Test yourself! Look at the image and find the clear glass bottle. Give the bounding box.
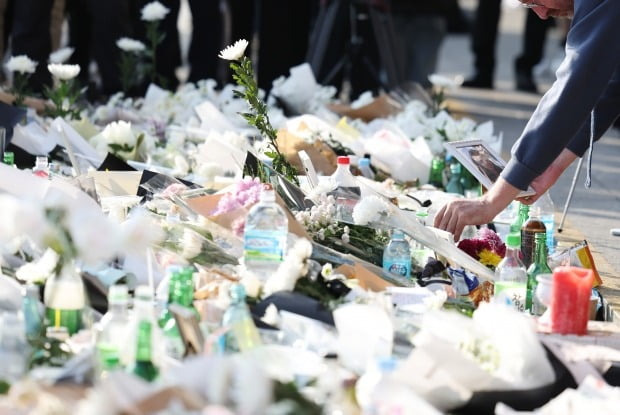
[445,162,464,195]
[22,284,42,342]
[520,206,546,269]
[221,284,261,352]
[358,157,375,180]
[383,230,412,279]
[329,156,361,221]
[533,192,555,253]
[96,285,130,375]
[243,187,288,282]
[43,261,86,336]
[526,233,552,315]
[127,286,159,382]
[494,233,527,312]
[32,156,50,179]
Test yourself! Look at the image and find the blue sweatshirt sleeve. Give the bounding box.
[501,0,620,190]
[566,67,620,157]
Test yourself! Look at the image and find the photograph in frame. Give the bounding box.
[444,140,536,198]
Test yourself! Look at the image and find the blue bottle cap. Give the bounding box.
[359,158,370,167]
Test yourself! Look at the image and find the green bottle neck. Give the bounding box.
[135,321,154,362]
[532,235,551,271]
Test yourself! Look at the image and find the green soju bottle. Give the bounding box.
[44,261,85,336]
[509,203,530,242]
[428,156,445,188]
[526,232,552,315]
[128,286,159,382]
[160,267,199,358]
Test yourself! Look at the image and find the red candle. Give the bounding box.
[550,266,594,335]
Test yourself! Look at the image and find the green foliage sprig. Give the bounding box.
[44,79,83,120]
[227,56,299,185]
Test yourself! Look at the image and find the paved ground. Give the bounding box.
[436,2,620,311]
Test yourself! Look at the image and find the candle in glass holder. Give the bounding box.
[550,266,594,335]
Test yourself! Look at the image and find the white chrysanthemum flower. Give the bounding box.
[218,39,249,61]
[101,120,137,148]
[6,55,37,74]
[15,249,59,284]
[352,195,392,225]
[47,63,80,80]
[239,269,262,298]
[141,1,170,21]
[49,47,74,64]
[120,209,165,256]
[428,73,462,89]
[196,162,223,182]
[180,229,203,260]
[116,37,146,53]
[262,238,312,297]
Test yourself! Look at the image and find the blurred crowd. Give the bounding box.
[0,0,565,102]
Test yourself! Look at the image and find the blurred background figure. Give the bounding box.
[391,0,452,87]
[228,0,315,92]
[463,0,553,93]
[67,0,133,97]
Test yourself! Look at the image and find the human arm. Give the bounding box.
[434,177,521,240]
[501,0,620,192]
[520,0,574,19]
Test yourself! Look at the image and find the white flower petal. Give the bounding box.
[6,55,37,74]
[116,37,146,53]
[218,39,249,61]
[48,63,80,80]
[141,1,170,21]
[49,47,74,64]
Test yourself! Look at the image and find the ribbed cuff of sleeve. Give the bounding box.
[500,157,539,191]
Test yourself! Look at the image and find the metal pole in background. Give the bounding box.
[558,157,584,233]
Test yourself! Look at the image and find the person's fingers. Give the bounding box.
[434,204,447,228]
[439,203,455,231]
[447,210,462,240]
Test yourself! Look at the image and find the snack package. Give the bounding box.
[548,240,602,287]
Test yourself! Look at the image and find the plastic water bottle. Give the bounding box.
[534,192,555,253]
[221,284,262,352]
[243,186,288,281]
[383,230,412,279]
[96,285,130,375]
[494,233,527,312]
[329,156,361,222]
[358,157,375,179]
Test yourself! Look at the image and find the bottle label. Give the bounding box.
[383,260,411,278]
[244,230,286,263]
[494,281,526,312]
[45,307,82,335]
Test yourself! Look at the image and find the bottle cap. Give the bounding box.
[358,158,370,167]
[108,284,129,304]
[505,233,520,248]
[337,156,350,165]
[392,229,405,239]
[229,283,246,302]
[3,151,14,165]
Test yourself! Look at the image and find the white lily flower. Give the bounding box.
[49,47,74,64]
[261,303,280,327]
[218,39,249,61]
[141,0,170,21]
[48,63,80,81]
[116,37,146,53]
[6,55,37,74]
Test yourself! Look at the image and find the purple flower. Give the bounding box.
[212,177,263,216]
